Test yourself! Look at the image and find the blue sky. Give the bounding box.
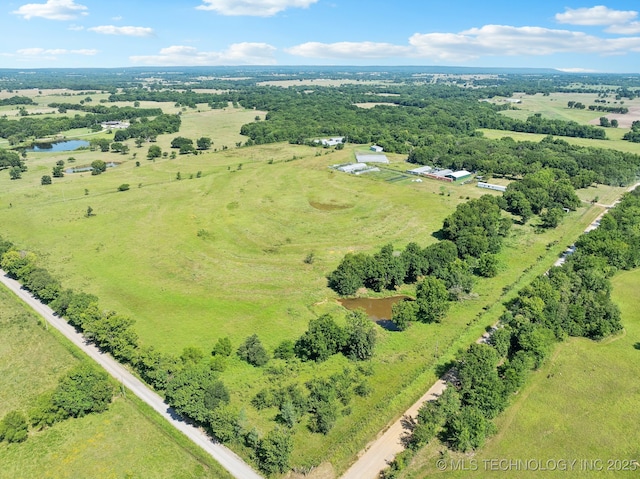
[2,1,640,71]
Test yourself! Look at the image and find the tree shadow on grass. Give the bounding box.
[633,342,640,350]
[375,319,400,331]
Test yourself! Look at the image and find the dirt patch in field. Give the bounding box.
[285,462,336,479]
[309,200,354,211]
[588,105,640,128]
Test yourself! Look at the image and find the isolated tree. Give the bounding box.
[599,117,610,127]
[9,166,22,180]
[86,206,94,217]
[391,300,416,331]
[415,277,450,323]
[52,165,65,177]
[343,309,377,360]
[212,337,232,357]
[610,119,619,128]
[540,207,564,228]
[197,136,212,150]
[147,144,162,159]
[90,160,106,175]
[41,175,52,185]
[52,364,114,418]
[237,334,269,366]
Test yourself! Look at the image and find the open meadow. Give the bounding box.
[0,87,636,474]
[0,155,610,471]
[0,283,231,479]
[400,268,640,479]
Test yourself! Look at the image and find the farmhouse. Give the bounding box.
[101,120,129,129]
[356,153,389,164]
[478,182,507,192]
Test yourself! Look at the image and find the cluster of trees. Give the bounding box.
[0,95,36,106]
[599,117,619,128]
[1,363,114,444]
[112,114,181,142]
[47,103,162,118]
[328,195,509,327]
[503,168,581,225]
[589,105,628,114]
[0,106,171,141]
[252,366,372,436]
[482,113,607,139]
[292,310,377,362]
[1,149,27,180]
[169,136,212,154]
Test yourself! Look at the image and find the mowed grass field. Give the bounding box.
[400,269,640,479]
[0,94,628,473]
[0,284,231,479]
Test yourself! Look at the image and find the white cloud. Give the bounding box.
[196,0,317,17]
[14,47,97,60]
[13,0,88,20]
[88,25,154,37]
[286,42,412,59]
[68,24,84,30]
[130,43,277,66]
[555,6,637,26]
[556,67,599,73]
[287,25,640,62]
[606,21,640,34]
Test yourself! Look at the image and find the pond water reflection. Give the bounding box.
[339,296,412,330]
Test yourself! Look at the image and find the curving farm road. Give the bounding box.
[0,270,262,479]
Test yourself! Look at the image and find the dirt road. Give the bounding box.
[0,270,262,479]
[341,379,447,479]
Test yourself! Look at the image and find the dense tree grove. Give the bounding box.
[408,135,640,187]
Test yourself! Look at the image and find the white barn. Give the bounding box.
[356,153,389,164]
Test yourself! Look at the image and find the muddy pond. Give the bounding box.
[339,295,412,330]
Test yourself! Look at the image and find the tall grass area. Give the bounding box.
[401,268,640,479]
[0,284,231,479]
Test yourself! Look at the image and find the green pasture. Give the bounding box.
[401,268,640,479]
[493,92,640,124]
[478,128,640,155]
[0,284,231,479]
[0,130,608,471]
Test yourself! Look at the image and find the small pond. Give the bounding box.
[65,161,119,174]
[339,295,412,330]
[27,140,90,152]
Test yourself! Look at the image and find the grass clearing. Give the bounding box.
[401,268,640,479]
[479,128,640,155]
[0,284,231,479]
